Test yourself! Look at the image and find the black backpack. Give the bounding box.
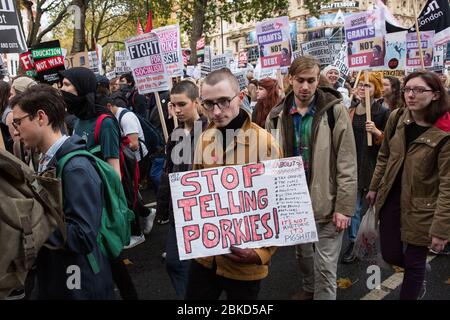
[118,109,164,157]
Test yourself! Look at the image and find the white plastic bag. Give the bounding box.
[352,206,379,262]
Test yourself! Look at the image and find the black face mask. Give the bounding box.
[61,91,92,119]
[120,84,131,91]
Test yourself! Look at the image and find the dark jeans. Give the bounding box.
[166,225,190,298]
[379,185,428,300]
[185,260,261,300]
[110,255,138,300]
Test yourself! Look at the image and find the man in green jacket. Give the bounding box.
[266,56,357,300]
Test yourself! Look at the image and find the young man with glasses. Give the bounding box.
[266,55,357,300]
[184,68,282,300]
[10,84,114,299]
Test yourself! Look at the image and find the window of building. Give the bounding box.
[235,41,239,52]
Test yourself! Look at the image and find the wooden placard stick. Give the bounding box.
[349,70,362,103]
[413,1,425,70]
[155,91,169,142]
[364,70,372,146]
[277,69,285,93]
[168,78,178,128]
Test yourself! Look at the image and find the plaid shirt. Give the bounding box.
[289,96,316,182]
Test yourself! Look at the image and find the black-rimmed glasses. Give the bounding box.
[201,94,239,111]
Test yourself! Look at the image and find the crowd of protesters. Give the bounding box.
[1,47,449,301]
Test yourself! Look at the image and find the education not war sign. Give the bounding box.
[125,32,169,94]
[0,0,27,53]
[153,24,184,78]
[344,8,386,70]
[169,157,318,260]
[31,40,65,84]
[256,16,292,69]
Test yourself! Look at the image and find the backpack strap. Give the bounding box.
[327,107,335,132]
[57,149,100,274]
[389,108,405,140]
[118,109,130,128]
[94,114,111,146]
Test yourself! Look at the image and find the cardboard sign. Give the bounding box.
[301,39,332,67]
[344,9,386,70]
[256,16,292,68]
[154,24,184,77]
[0,0,27,53]
[31,40,65,84]
[384,31,407,70]
[200,46,212,77]
[125,32,169,94]
[234,70,249,91]
[114,51,131,75]
[406,31,434,68]
[170,157,318,260]
[64,52,89,69]
[19,51,37,78]
[88,51,99,74]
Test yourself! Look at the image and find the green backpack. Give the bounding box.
[57,150,134,273]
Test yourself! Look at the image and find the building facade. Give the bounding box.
[208,0,428,64]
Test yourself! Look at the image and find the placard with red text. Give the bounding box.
[169,157,318,260]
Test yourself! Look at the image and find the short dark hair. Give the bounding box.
[119,72,135,86]
[9,84,66,131]
[203,68,239,94]
[171,80,199,101]
[403,70,449,124]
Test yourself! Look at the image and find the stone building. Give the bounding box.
[208,0,428,64]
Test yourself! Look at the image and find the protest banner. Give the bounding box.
[256,16,292,69]
[301,39,332,67]
[154,24,183,77]
[125,32,169,94]
[292,50,302,60]
[406,31,434,68]
[384,31,407,70]
[414,0,450,46]
[255,67,278,80]
[64,51,89,69]
[234,70,249,91]
[429,44,445,71]
[0,0,27,53]
[182,48,191,65]
[373,69,405,77]
[238,51,248,68]
[88,51,100,74]
[19,51,37,78]
[31,40,65,84]
[200,45,211,77]
[106,70,116,80]
[170,157,318,260]
[211,53,231,72]
[114,51,131,75]
[197,37,205,64]
[344,8,386,70]
[333,44,350,86]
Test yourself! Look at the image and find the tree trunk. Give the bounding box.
[71,0,89,53]
[189,0,208,65]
